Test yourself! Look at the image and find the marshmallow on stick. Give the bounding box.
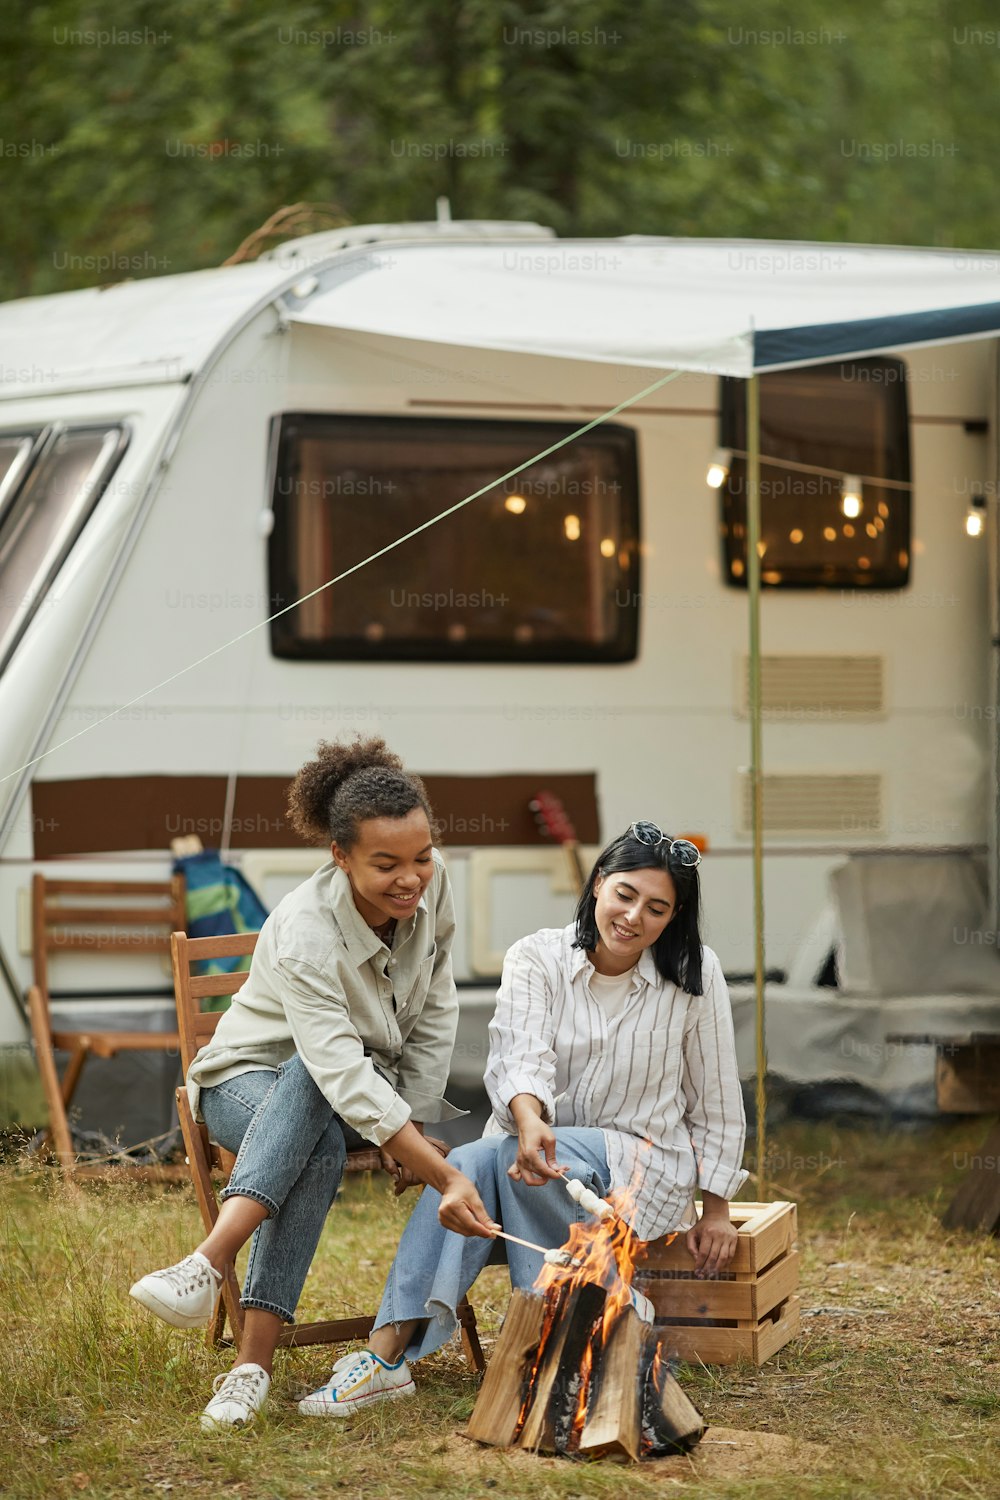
[565,1177,616,1221]
[564,1180,654,1322]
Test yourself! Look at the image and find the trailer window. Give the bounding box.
[268,414,639,662]
[719,358,911,589]
[0,424,129,674]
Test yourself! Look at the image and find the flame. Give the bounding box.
[640,1341,666,1457]
[514,1282,564,1435]
[533,1165,649,1322]
[570,1340,594,1438]
[515,1153,683,1450]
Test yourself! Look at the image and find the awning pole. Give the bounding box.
[746,374,768,1193]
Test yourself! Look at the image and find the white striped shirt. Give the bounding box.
[484,925,748,1241]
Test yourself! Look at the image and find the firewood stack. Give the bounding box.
[467,1283,705,1463]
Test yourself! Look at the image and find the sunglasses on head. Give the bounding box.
[629,821,702,869]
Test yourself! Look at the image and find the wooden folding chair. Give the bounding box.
[28,873,187,1175]
[171,929,484,1371]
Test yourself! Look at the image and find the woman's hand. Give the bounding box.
[507,1106,567,1186]
[378,1122,452,1196]
[437,1171,500,1239]
[380,1121,498,1236]
[686,1197,738,1277]
[378,1147,419,1196]
[379,1126,447,1195]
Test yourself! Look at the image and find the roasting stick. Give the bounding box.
[490,1227,580,1268]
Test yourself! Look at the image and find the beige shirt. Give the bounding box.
[186,849,463,1147]
[483,925,748,1240]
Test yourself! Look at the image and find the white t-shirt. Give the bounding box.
[483,925,748,1240]
[587,965,636,1017]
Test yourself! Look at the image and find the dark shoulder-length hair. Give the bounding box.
[572,828,705,995]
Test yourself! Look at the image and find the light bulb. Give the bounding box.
[841,475,862,518]
[706,447,731,489]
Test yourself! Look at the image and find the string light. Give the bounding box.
[840,475,863,518]
[704,447,912,495]
[966,494,986,537]
[705,448,732,488]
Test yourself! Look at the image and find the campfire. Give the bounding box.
[467,1179,705,1463]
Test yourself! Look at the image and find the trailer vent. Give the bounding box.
[739,654,884,717]
[738,772,884,836]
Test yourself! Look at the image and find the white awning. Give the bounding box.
[290,238,1000,376]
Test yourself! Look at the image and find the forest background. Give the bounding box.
[2,0,1000,302]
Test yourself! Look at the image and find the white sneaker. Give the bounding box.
[200,1363,270,1431]
[130,1250,222,1329]
[298,1349,415,1416]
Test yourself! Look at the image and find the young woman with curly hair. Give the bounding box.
[130,737,497,1429]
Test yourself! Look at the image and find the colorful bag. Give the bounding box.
[172,850,270,1008]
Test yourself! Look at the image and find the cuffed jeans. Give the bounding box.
[200,1055,370,1324]
[374,1127,611,1363]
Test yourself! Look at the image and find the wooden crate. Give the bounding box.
[935,1043,1000,1113]
[635,1201,799,1367]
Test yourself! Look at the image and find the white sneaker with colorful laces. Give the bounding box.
[130,1250,222,1329]
[297,1349,415,1416]
[200,1363,270,1431]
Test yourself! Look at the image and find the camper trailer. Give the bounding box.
[1,220,998,1140]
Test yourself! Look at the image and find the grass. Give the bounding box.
[2,1118,999,1499]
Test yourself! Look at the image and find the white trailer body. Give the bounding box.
[0,223,997,1123]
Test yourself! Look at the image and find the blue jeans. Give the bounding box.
[375,1128,611,1362]
[200,1055,370,1324]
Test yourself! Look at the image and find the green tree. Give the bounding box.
[3,0,1000,302]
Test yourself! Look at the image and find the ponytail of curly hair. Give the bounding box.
[286,736,434,850]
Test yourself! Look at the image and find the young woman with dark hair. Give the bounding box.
[130,737,497,1429]
[303,821,748,1416]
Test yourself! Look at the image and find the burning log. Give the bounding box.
[467,1175,704,1462]
[467,1287,704,1462]
[577,1299,645,1461]
[642,1332,705,1457]
[518,1281,607,1453]
[465,1291,546,1448]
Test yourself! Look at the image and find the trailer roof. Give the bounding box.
[289,236,1000,376]
[0,260,296,400]
[3,231,999,399]
[0,220,554,400]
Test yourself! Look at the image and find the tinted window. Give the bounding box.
[268,414,640,661]
[720,358,911,589]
